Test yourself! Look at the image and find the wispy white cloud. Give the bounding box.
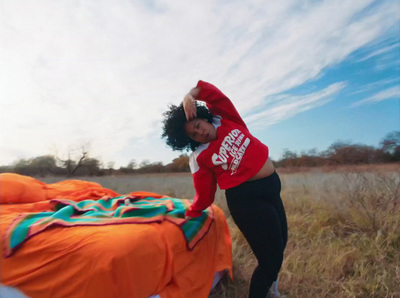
[374,50,400,71]
[350,86,400,107]
[357,43,400,62]
[245,82,347,128]
[349,78,400,95]
[0,0,399,165]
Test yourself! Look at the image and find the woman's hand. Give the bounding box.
[185,215,194,220]
[183,93,197,121]
[183,87,200,121]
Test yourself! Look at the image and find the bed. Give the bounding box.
[0,173,232,298]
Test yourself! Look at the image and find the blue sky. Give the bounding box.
[258,26,400,158]
[0,0,399,167]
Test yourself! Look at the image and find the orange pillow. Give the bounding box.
[0,173,47,204]
[46,180,104,200]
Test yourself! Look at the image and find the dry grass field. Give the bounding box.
[41,164,400,298]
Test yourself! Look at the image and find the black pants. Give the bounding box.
[225,171,288,298]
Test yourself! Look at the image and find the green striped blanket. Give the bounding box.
[4,196,214,257]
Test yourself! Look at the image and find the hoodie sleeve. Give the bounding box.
[185,153,217,218]
[196,80,247,129]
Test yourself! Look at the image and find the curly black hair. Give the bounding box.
[162,102,214,151]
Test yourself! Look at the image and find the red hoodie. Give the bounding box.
[185,81,269,217]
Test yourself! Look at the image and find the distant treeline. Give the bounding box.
[0,154,191,177]
[1,131,398,177]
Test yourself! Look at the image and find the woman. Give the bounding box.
[162,80,287,298]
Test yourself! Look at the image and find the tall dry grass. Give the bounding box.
[41,165,400,298]
[210,167,400,298]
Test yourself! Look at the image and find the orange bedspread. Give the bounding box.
[0,174,232,298]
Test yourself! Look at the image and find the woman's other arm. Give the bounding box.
[189,81,247,128]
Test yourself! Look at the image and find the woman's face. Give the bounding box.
[184,118,217,144]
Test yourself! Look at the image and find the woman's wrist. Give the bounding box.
[183,94,197,120]
[183,94,195,104]
[188,87,200,99]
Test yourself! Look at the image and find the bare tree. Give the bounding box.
[380,131,400,161]
[56,143,90,176]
